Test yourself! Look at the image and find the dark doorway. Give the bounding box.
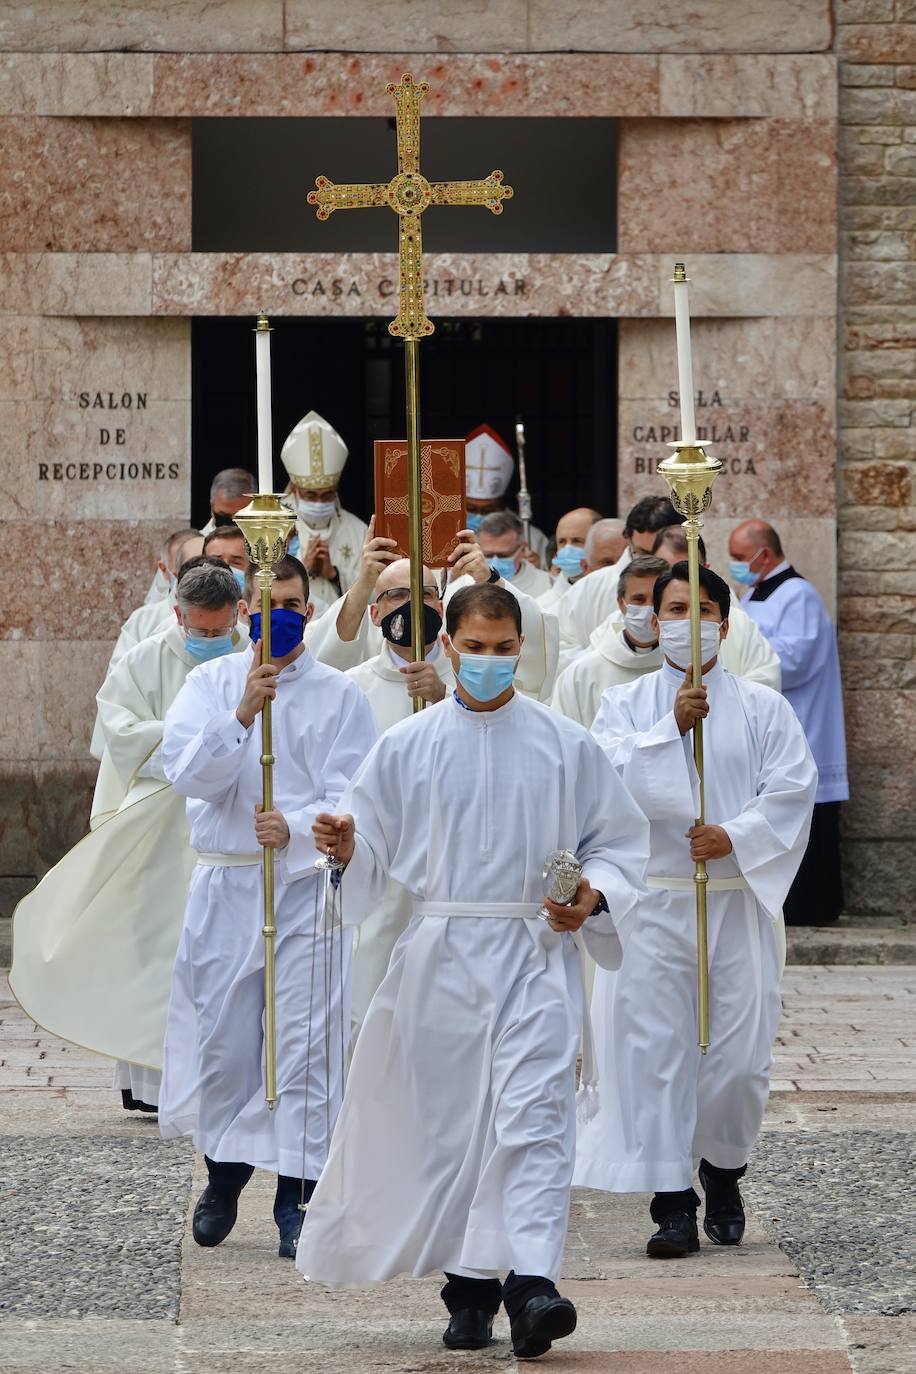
[191,316,617,536]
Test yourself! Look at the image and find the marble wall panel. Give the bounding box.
[0,643,41,761]
[618,118,837,255]
[0,54,153,115]
[150,51,660,118]
[0,254,153,316]
[527,0,832,54]
[0,316,190,523]
[2,520,178,642]
[659,55,837,120]
[40,641,113,758]
[652,254,838,319]
[0,762,98,880]
[0,1,284,53]
[285,0,526,54]
[0,117,191,253]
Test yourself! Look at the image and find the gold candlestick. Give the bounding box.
[233,492,297,1107]
[657,438,722,1054]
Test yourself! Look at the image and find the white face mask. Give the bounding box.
[622,603,656,643]
[658,619,722,671]
[298,497,336,526]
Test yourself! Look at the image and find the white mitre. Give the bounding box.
[465,424,514,501]
[281,410,349,490]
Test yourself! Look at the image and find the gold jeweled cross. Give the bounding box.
[307,73,513,341]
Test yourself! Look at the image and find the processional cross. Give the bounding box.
[308,73,513,689]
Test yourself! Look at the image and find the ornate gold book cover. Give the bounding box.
[373,439,467,568]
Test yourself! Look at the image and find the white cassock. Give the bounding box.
[290,505,368,609]
[296,692,649,1287]
[9,623,248,1103]
[538,572,574,615]
[552,604,782,731]
[574,661,816,1195]
[90,597,176,761]
[557,548,631,667]
[159,647,378,1177]
[143,566,171,605]
[504,558,552,600]
[344,641,455,1038]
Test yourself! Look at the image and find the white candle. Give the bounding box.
[672,265,697,446]
[255,314,273,493]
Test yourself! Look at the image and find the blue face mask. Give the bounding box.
[288,532,301,558]
[552,543,586,579]
[185,633,234,663]
[729,559,758,587]
[249,607,306,657]
[487,555,518,583]
[457,652,517,702]
[230,566,247,592]
[465,511,483,534]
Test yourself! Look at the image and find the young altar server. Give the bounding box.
[298,583,649,1360]
[574,563,816,1259]
[159,554,377,1259]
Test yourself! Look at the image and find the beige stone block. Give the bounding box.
[660,55,836,119]
[0,53,153,115]
[39,641,112,758]
[839,24,916,65]
[840,86,916,123]
[0,253,152,315]
[618,118,837,254]
[0,642,41,760]
[0,116,190,253]
[0,1,283,53]
[528,0,831,53]
[285,0,526,52]
[654,254,838,319]
[836,0,894,20]
[839,62,895,88]
[842,228,911,259]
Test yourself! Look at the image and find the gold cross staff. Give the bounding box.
[308,73,513,701]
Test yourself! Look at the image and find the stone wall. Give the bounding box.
[837,0,916,915]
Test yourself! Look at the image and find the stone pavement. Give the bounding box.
[1,967,914,1373]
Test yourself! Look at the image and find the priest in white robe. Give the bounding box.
[141,526,203,605]
[298,583,649,1360]
[539,509,613,614]
[10,563,248,1114]
[280,410,368,606]
[575,562,816,1262]
[479,509,552,598]
[159,553,377,1259]
[729,519,848,925]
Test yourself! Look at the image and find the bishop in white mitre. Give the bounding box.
[280,410,368,608]
[158,553,377,1259]
[298,582,648,1361]
[574,563,816,1261]
[464,423,549,567]
[10,563,248,1114]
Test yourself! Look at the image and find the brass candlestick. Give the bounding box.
[657,438,722,1054]
[233,492,297,1107]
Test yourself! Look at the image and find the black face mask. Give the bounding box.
[380,601,443,649]
[212,511,236,527]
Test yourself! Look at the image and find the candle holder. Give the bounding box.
[233,492,297,1108]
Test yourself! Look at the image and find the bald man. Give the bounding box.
[728,520,848,924]
[540,507,603,613]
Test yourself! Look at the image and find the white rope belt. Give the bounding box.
[196,852,263,868]
[647,875,749,892]
[413,901,542,919]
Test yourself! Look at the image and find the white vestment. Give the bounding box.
[90,597,176,760]
[297,692,649,1287]
[10,624,247,1085]
[344,642,456,1037]
[538,572,574,615]
[291,506,368,608]
[574,662,816,1194]
[503,558,552,600]
[557,548,631,665]
[159,647,377,1176]
[144,566,171,605]
[552,604,781,731]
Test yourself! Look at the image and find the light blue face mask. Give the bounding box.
[729,559,758,587]
[185,633,234,663]
[457,652,517,702]
[552,543,586,579]
[465,511,483,534]
[231,566,247,592]
[487,555,517,582]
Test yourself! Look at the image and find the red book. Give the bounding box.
[373,439,467,569]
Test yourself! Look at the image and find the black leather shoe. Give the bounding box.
[277,1214,303,1260]
[442,1309,494,1350]
[699,1160,746,1246]
[646,1209,700,1258]
[510,1295,577,1359]
[192,1184,239,1248]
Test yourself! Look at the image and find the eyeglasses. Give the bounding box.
[184,620,237,640]
[374,587,439,605]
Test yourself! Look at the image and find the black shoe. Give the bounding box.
[510,1295,577,1360]
[442,1309,494,1350]
[699,1159,746,1246]
[646,1209,700,1258]
[278,1214,303,1260]
[120,1089,157,1114]
[192,1184,240,1248]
